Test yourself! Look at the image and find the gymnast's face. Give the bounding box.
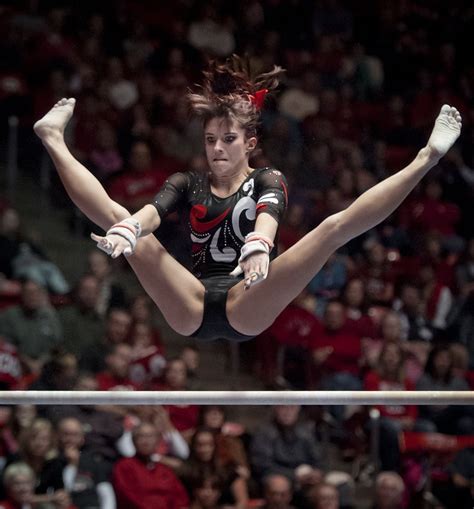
[204,117,256,176]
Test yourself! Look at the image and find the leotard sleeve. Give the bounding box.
[254,168,288,223]
[150,172,190,219]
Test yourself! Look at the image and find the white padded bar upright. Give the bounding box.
[0,391,473,406]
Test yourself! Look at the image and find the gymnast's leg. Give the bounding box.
[34,98,204,336]
[227,105,462,335]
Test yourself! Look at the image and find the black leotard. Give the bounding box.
[151,167,288,279]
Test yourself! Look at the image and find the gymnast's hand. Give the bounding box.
[230,232,273,289]
[91,218,142,258]
[91,231,133,258]
[241,251,270,290]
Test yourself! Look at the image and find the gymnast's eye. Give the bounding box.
[224,135,236,143]
[205,136,216,144]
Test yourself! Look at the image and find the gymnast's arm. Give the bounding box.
[132,172,190,235]
[234,168,287,287]
[91,173,189,257]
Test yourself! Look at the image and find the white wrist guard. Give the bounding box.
[238,238,270,263]
[106,218,142,254]
[238,231,273,263]
[229,232,274,278]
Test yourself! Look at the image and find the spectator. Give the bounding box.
[455,238,474,296]
[113,421,189,509]
[373,471,405,509]
[0,208,41,281]
[154,358,200,440]
[0,208,69,295]
[307,254,347,315]
[0,338,22,390]
[199,406,249,476]
[5,418,70,508]
[55,417,116,509]
[260,474,295,509]
[129,321,166,388]
[357,241,395,306]
[103,56,138,112]
[416,345,474,434]
[46,374,127,470]
[393,283,433,343]
[178,427,248,509]
[85,250,127,317]
[419,264,453,331]
[0,405,37,459]
[128,405,190,469]
[88,120,123,182]
[188,473,224,509]
[435,447,474,509]
[311,300,363,423]
[278,69,320,122]
[58,274,104,361]
[96,343,137,391]
[107,141,169,212]
[364,341,418,472]
[400,177,462,251]
[250,405,323,486]
[180,345,201,390]
[309,482,340,509]
[187,5,235,57]
[448,238,474,352]
[79,307,132,373]
[341,277,376,339]
[29,349,78,392]
[256,291,321,389]
[129,294,156,326]
[0,461,74,509]
[0,278,62,376]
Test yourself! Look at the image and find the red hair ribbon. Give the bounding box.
[250,89,268,110]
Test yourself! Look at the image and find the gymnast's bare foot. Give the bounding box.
[423,104,462,162]
[33,97,76,143]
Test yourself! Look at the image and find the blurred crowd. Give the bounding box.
[0,0,474,507]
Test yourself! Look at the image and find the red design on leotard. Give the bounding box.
[190,204,231,233]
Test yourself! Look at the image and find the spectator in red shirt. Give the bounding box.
[259,291,322,389]
[364,341,418,471]
[362,311,426,385]
[341,278,377,339]
[311,300,363,423]
[113,421,189,509]
[400,177,461,248]
[357,241,396,306]
[153,358,200,441]
[88,120,123,182]
[107,140,169,212]
[96,343,138,391]
[129,322,166,388]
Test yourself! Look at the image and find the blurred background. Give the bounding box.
[0,1,473,508]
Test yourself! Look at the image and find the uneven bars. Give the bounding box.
[0,391,473,406]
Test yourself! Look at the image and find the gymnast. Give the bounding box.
[33,57,462,342]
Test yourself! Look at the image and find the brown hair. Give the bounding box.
[188,54,285,138]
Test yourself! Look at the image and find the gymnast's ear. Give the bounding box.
[246,136,257,152]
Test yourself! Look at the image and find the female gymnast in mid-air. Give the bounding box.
[33,57,462,342]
